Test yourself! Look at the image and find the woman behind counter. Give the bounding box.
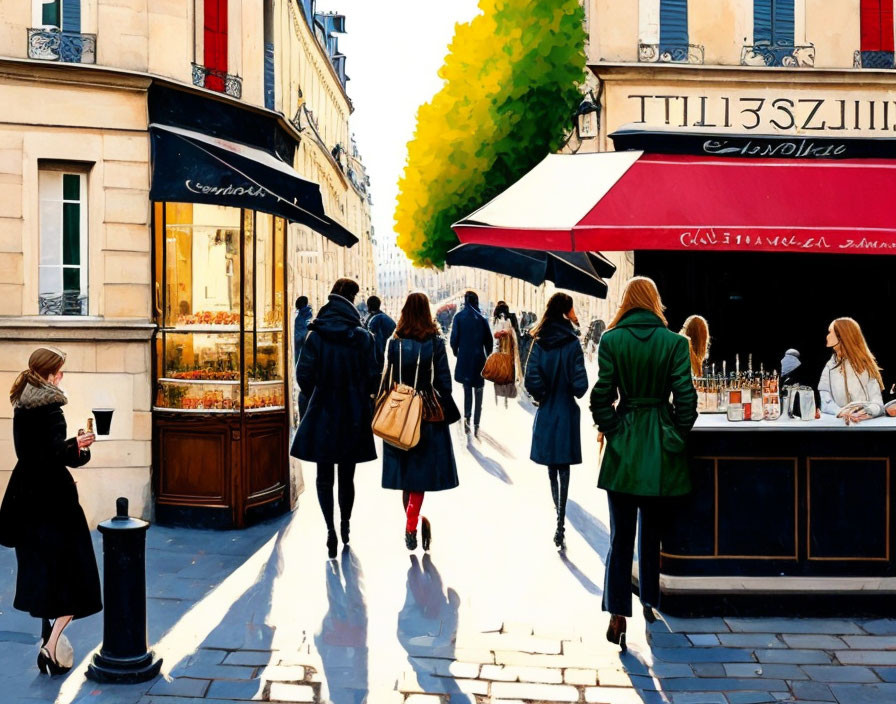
[819,317,884,424]
[679,315,710,379]
[0,347,101,676]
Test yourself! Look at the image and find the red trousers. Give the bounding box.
[403,490,424,532]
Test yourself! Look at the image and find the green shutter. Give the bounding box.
[62,202,80,266]
[42,0,60,27]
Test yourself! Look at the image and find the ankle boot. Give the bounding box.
[326,529,338,559]
[606,615,627,651]
[340,519,350,545]
[405,530,418,550]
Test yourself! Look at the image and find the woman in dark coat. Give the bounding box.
[291,279,380,559]
[450,291,492,435]
[0,347,100,675]
[382,292,461,551]
[590,277,698,651]
[524,293,589,550]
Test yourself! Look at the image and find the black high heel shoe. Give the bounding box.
[606,615,627,652]
[421,517,432,551]
[326,529,338,559]
[37,647,71,676]
[405,530,417,550]
[643,604,658,624]
[340,519,350,545]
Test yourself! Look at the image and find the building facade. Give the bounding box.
[0,0,376,527]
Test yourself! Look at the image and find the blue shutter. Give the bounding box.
[62,0,80,33]
[754,0,794,45]
[659,0,689,47]
[264,42,275,110]
[773,0,795,45]
[301,0,314,25]
[754,0,772,43]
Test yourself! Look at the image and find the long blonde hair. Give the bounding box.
[608,276,668,329]
[9,347,66,404]
[680,314,710,377]
[830,317,883,389]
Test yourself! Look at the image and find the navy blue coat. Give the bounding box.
[293,304,313,370]
[381,335,460,492]
[366,310,397,370]
[524,320,589,466]
[450,305,492,389]
[291,295,379,464]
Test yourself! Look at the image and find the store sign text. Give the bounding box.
[629,94,896,133]
[703,139,847,158]
[185,180,267,198]
[679,229,896,251]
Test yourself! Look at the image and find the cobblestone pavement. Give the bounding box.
[2,364,895,703]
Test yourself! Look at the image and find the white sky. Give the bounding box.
[316,0,482,261]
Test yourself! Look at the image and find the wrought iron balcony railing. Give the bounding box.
[191,63,242,99]
[741,43,815,67]
[854,50,895,69]
[638,43,704,65]
[27,28,96,64]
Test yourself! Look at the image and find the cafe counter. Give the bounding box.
[655,413,896,615]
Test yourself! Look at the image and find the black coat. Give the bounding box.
[365,310,397,370]
[291,295,380,464]
[524,320,589,466]
[450,305,492,388]
[381,335,460,492]
[0,383,101,619]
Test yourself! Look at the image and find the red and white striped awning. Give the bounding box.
[452,151,896,255]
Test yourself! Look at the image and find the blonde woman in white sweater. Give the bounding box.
[818,318,884,424]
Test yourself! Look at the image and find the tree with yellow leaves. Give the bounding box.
[395,0,587,267]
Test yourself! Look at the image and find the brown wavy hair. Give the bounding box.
[531,293,574,340]
[396,292,440,341]
[608,276,668,329]
[830,317,883,389]
[680,314,710,377]
[9,346,67,404]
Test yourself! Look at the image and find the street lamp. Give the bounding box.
[574,90,600,141]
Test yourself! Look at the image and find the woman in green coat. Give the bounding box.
[590,277,698,651]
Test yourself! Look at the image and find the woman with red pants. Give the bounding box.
[381,293,461,549]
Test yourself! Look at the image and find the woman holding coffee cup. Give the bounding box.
[0,347,102,675]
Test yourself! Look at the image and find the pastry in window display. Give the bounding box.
[176,311,240,327]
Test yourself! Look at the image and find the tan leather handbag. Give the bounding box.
[482,351,515,385]
[372,339,423,450]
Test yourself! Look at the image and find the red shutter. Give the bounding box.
[204,0,228,91]
[861,0,894,52]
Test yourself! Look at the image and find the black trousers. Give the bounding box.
[463,383,484,426]
[602,491,669,617]
[316,463,356,532]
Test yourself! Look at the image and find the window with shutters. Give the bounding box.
[659,0,689,53]
[859,0,895,68]
[38,168,88,316]
[753,0,795,46]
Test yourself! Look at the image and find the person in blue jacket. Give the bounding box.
[364,295,397,370]
[291,279,380,559]
[524,293,589,550]
[293,296,313,374]
[450,291,493,436]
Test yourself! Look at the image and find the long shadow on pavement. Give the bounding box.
[398,555,463,699]
[566,499,610,560]
[315,548,368,704]
[473,428,517,459]
[465,440,512,485]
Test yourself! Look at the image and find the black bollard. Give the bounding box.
[87,497,162,683]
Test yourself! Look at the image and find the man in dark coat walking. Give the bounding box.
[450,291,492,435]
[364,295,396,370]
[291,279,380,558]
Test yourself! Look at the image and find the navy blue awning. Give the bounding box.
[149,123,357,247]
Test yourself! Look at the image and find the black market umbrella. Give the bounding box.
[445,243,615,298]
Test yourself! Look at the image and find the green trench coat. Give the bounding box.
[590,309,698,496]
